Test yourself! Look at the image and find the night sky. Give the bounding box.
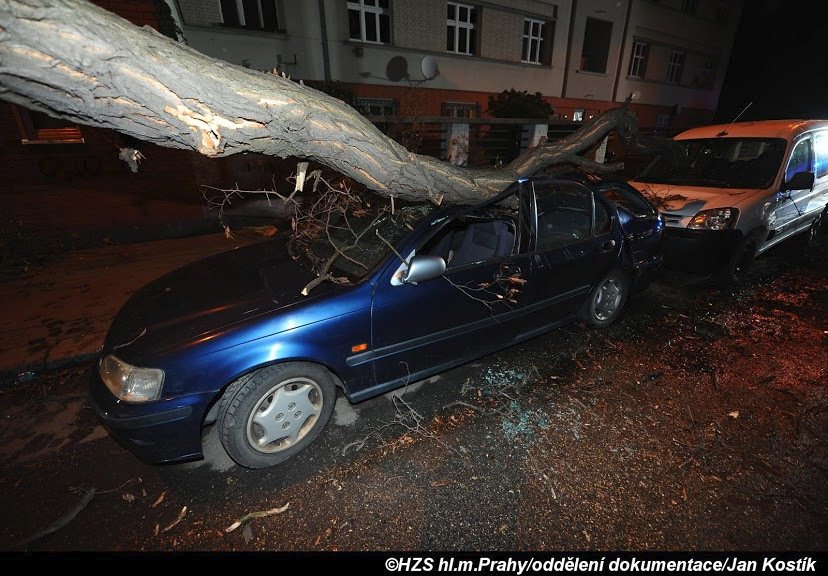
[715,0,828,121]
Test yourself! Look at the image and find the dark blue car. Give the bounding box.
[90,175,663,468]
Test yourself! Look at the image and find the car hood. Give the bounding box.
[104,237,338,359]
[630,181,761,215]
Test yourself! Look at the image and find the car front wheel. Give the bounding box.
[579,269,629,328]
[217,362,336,469]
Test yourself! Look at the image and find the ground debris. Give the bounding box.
[226,502,290,533]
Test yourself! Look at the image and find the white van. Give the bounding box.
[630,119,828,282]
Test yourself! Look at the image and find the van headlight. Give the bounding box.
[99,354,164,402]
[687,208,739,231]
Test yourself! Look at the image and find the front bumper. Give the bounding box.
[661,227,742,272]
[89,368,214,464]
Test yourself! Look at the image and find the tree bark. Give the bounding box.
[0,0,670,205]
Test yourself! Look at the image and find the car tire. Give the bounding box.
[217,362,336,469]
[717,231,761,286]
[579,269,629,328]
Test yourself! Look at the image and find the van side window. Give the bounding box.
[785,139,813,182]
[815,132,828,179]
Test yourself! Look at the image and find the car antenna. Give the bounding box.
[717,101,753,137]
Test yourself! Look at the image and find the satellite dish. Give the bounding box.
[421,56,439,80]
[386,56,409,82]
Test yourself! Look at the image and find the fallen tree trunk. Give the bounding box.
[0,0,672,205]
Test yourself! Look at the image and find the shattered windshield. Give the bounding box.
[637,137,786,189]
[312,205,434,280]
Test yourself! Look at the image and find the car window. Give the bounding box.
[534,181,594,250]
[599,183,654,217]
[421,216,516,269]
[785,138,813,182]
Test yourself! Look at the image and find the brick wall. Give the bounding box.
[178,0,223,26]
[0,0,216,243]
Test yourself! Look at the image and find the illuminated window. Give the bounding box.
[666,50,685,84]
[628,41,649,78]
[447,2,476,55]
[573,110,584,122]
[220,0,281,31]
[348,0,391,44]
[12,106,84,145]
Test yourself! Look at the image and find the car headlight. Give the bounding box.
[99,354,164,402]
[687,208,739,231]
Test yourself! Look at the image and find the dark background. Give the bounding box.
[716,0,828,121]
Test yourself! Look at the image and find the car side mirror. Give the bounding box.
[781,171,815,192]
[402,255,446,284]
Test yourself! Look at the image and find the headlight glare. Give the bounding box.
[99,354,164,402]
[688,208,738,231]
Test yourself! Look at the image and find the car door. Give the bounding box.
[369,205,532,388]
[524,179,622,325]
[774,137,814,236]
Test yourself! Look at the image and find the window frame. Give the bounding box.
[533,181,603,252]
[348,0,391,44]
[522,18,545,64]
[666,50,685,85]
[447,2,477,56]
[628,40,649,78]
[220,0,281,32]
[580,17,613,74]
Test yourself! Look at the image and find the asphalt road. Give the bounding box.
[1,234,826,554]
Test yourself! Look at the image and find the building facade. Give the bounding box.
[175,0,743,130]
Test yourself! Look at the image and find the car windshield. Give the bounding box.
[637,137,786,189]
[313,205,434,280]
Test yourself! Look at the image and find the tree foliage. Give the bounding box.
[488,89,553,119]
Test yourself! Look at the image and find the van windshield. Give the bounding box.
[637,137,786,189]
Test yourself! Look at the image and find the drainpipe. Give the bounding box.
[560,0,577,98]
[612,0,633,103]
[318,0,331,81]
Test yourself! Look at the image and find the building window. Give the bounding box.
[447,2,476,55]
[220,0,281,31]
[696,55,715,87]
[581,18,612,73]
[356,97,396,116]
[715,1,730,24]
[681,0,697,14]
[656,112,671,128]
[442,101,479,118]
[522,18,546,64]
[11,106,84,145]
[348,0,391,44]
[572,109,584,122]
[666,50,685,84]
[628,41,649,78]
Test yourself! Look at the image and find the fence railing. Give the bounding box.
[365,115,676,172]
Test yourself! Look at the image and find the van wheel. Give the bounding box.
[217,363,336,469]
[717,232,760,286]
